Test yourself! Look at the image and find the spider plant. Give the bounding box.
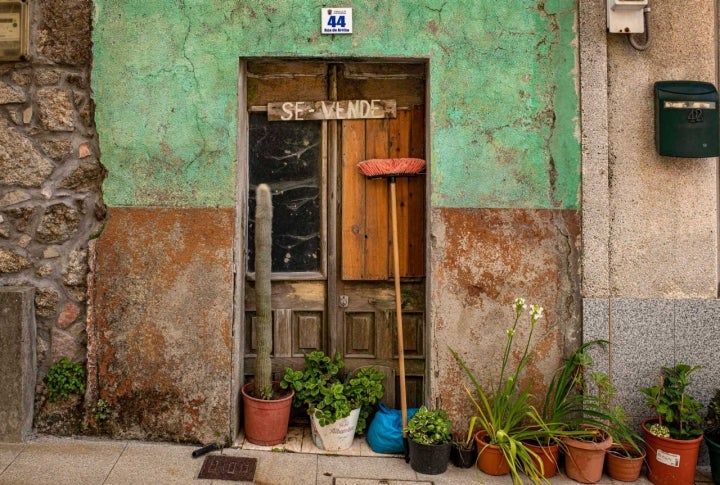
[451,298,563,484]
[541,339,642,454]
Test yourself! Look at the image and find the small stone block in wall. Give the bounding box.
[78,143,91,158]
[0,82,26,104]
[0,287,37,442]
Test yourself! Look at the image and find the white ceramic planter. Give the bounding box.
[310,407,360,451]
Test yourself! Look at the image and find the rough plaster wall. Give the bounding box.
[431,208,581,425]
[579,1,610,298]
[606,1,717,298]
[92,0,582,439]
[93,0,580,210]
[582,0,718,299]
[94,208,234,443]
[580,0,719,465]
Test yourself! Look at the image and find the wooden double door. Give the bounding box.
[242,60,426,410]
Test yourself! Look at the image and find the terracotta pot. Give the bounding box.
[606,443,646,482]
[475,431,510,476]
[562,428,613,483]
[642,419,703,485]
[524,440,560,478]
[241,382,294,446]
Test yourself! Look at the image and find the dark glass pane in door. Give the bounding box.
[248,113,322,273]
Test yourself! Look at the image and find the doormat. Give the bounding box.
[198,455,257,482]
[333,480,433,485]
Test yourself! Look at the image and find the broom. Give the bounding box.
[357,157,425,461]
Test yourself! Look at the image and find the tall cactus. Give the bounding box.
[254,183,273,399]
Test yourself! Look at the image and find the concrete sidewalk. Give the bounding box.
[0,433,713,485]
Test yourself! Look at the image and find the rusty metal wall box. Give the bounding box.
[655,81,719,158]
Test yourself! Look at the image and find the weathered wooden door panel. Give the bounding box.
[247,61,328,105]
[243,280,326,377]
[243,60,426,410]
[337,279,425,408]
[340,109,425,280]
[338,63,426,107]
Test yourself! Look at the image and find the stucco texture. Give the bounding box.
[581,0,718,299]
[94,208,234,443]
[91,1,582,440]
[430,207,581,422]
[93,0,580,210]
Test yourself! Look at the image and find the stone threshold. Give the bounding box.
[234,426,402,458]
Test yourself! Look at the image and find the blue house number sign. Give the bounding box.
[321,8,352,34]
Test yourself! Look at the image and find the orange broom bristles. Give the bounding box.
[357,158,425,178]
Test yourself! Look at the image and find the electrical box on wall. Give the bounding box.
[0,0,28,62]
[607,0,648,33]
[655,81,719,158]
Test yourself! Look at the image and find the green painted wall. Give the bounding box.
[93,0,579,210]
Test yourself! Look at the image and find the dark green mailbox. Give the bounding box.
[655,81,719,158]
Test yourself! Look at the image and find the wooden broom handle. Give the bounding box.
[390,179,408,433]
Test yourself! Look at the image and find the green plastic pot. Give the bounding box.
[707,434,720,485]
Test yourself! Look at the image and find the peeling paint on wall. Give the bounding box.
[94,207,234,443]
[430,206,581,422]
[93,0,579,210]
[91,0,581,439]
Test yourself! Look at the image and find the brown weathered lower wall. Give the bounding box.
[93,207,234,443]
[429,207,581,423]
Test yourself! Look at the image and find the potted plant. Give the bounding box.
[404,405,453,474]
[451,298,564,484]
[606,441,647,482]
[450,420,478,468]
[280,350,384,451]
[241,184,294,446]
[590,372,645,482]
[640,363,704,485]
[704,388,720,485]
[541,340,642,483]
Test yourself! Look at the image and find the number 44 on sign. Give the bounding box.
[321,8,352,34]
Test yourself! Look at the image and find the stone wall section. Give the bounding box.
[0,0,103,427]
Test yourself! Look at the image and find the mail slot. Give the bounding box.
[655,81,719,158]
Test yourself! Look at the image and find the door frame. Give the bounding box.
[231,57,432,441]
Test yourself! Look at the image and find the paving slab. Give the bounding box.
[334,480,432,485]
[317,455,417,485]
[0,438,125,485]
[103,441,203,485]
[0,436,714,484]
[222,447,318,485]
[0,443,25,473]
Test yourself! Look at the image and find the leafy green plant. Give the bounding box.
[94,399,110,422]
[541,340,642,454]
[641,363,703,440]
[45,357,86,402]
[280,351,384,434]
[404,406,452,445]
[454,418,476,449]
[451,298,562,485]
[588,371,642,451]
